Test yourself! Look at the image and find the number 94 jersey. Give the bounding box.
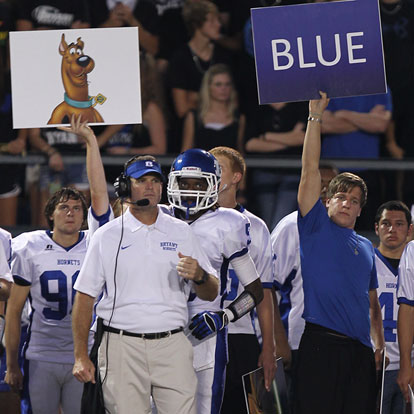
[11,230,88,364]
[10,208,112,364]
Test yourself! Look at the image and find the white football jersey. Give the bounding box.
[223,207,274,335]
[398,241,414,305]
[185,207,256,316]
[11,207,111,364]
[375,249,407,370]
[162,205,258,371]
[0,228,12,283]
[0,227,11,263]
[271,211,304,350]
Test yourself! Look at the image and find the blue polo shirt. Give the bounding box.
[298,200,378,348]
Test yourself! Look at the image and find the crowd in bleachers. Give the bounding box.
[0,0,413,232]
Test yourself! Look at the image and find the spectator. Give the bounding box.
[245,101,308,230]
[168,0,232,120]
[16,0,90,30]
[182,64,244,154]
[321,92,392,229]
[95,53,167,190]
[0,31,26,226]
[380,0,414,208]
[89,0,159,55]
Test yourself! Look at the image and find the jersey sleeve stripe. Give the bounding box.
[397,297,414,306]
[13,275,31,286]
[91,205,112,226]
[228,247,248,261]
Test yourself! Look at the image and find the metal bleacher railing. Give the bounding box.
[2,153,414,170]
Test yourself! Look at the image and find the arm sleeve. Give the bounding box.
[231,253,259,287]
[297,199,328,236]
[87,205,113,242]
[11,234,33,285]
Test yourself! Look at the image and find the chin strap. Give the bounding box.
[182,200,196,220]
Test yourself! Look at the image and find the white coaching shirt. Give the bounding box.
[75,207,218,333]
[271,211,304,350]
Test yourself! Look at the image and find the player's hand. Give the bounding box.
[397,363,414,402]
[258,346,277,392]
[73,356,96,384]
[189,311,229,340]
[177,252,203,281]
[5,364,23,392]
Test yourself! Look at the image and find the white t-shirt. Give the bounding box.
[75,207,218,333]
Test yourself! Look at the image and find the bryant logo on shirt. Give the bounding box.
[45,244,53,251]
[160,242,178,251]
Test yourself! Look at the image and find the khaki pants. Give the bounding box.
[98,331,197,414]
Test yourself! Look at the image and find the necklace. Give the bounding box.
[189,46,214,75]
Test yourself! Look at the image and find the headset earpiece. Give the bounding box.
[114,173,131,198]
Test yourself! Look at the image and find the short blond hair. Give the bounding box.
[210,146,246,190]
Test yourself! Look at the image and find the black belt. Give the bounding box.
[102,325,183,340]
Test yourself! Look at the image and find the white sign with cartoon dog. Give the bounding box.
[10,27,141,128]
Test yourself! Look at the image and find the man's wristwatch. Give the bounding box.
[193,272,209,285]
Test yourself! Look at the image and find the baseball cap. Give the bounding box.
[125,159,165,181]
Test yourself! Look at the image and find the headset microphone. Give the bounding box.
[122,198,150,207]
[135,198,150,207]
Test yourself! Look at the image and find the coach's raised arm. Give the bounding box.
[297,91,329,217]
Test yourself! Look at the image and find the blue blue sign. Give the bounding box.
[251,0,387,104]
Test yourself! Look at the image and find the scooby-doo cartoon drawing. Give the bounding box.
[48,34,106,124]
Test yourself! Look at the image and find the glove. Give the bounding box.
[189,311,229,340]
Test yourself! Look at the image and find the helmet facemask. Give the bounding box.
[167,167,220,216]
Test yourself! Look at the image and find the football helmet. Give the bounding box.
[168,149,221,215]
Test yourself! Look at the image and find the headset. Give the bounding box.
[114,156,165,199]
[113,157,134,199]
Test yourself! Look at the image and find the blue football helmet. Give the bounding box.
[168,149,221,215]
